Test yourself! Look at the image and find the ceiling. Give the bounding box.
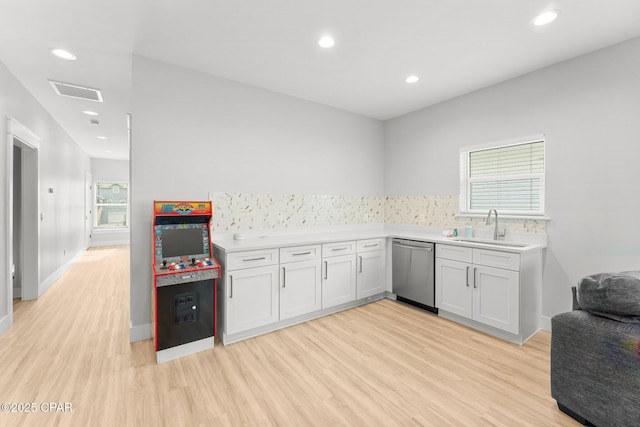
[1,1,640,161]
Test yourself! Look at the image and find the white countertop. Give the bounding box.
[212,225,546,254]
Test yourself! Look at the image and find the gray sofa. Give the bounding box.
[551,271,640,426]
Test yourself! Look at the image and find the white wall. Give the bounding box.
[0,60,90,333]
[90,158,130,246]
[384,37,640,321]
[91,158,129,182]
[130,56,384,337]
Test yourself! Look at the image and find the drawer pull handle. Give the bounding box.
[331,247,348,252]
[292,251,312,256]
[243,257,266,262]
[363,244,378,248]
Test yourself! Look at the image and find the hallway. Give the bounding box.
[1,246,132,426]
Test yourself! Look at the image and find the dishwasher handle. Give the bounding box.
[392,243,433,251]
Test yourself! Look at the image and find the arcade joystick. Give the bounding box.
[162,260,167,268]
[191,257,196,266]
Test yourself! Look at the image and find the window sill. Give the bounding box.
[456,213,551,221]
[93,227,130,233]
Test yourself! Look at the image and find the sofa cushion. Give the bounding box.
[577,271,640,323]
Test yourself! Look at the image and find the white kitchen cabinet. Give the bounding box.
[279,246,322,321]
[356,238,385,299]
[216,238,389,344]
[322,241,357,309]
[473,265,519,334]
[435,257,472,318]
[225,264,279,335]
[436,244,520,335]
[220,248,280,337]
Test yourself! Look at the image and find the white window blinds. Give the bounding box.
[460,137,545,216]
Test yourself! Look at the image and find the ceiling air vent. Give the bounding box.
[49,80,103,102]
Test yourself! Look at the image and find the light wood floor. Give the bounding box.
[0,246,578,426]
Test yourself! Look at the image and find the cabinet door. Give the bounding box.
[472,265,519,334]
[322,254,356,309]
[280,259,322,321]
[226,265,279,335]
[356,250,385,299]
[435,258,472,318]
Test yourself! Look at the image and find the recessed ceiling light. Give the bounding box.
[405,75,420,84]
[97,136,108,140]
[105,150,113,153]
[83,110,99,116]
[318,36,335,48]
[532,10,559,26]
[50,48,77,60]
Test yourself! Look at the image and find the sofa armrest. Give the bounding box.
[551,310,640,426]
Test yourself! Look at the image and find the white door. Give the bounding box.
[280,259,322,321]
[435,258,472,318]
[226,265,279,335]
[356,250,385,299]
[322,254,356,309]
[473,265,519,334]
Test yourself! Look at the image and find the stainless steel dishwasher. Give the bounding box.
[392,239,437,313]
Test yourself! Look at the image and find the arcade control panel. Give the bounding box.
[155,257,220,287]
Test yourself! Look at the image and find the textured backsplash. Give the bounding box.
[210,193,385,231]
[384,195,547,234]
[210,192,546,234]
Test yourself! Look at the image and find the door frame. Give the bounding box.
[3,118,40,334]
[85,171,92,248]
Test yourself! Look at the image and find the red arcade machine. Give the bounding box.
[152,201,221,363]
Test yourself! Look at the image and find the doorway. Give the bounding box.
[3,118,40,335]
[11,137,39,301]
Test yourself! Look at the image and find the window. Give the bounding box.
[459,135,545,216]
[95,182,129,228]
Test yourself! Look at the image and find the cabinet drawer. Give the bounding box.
[280,244,321,263]
[227,248,279,270]
[357,238,385,253]
[322,241,356,257]
[436,244,473,263]
[473,249,520,271]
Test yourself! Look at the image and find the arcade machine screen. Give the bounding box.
[159,225,208,259]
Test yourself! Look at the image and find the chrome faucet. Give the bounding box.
[486,209,506,240]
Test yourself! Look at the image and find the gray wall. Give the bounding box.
[130,56,385,336]
[384,37,640,321]
[0,60,90,332]
[12,146,21,295]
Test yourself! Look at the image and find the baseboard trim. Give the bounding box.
[130,323,152,343]
[90,240,130,247]
[39,249,86,297]
[0,314,11,336]
[540,315,552,332]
